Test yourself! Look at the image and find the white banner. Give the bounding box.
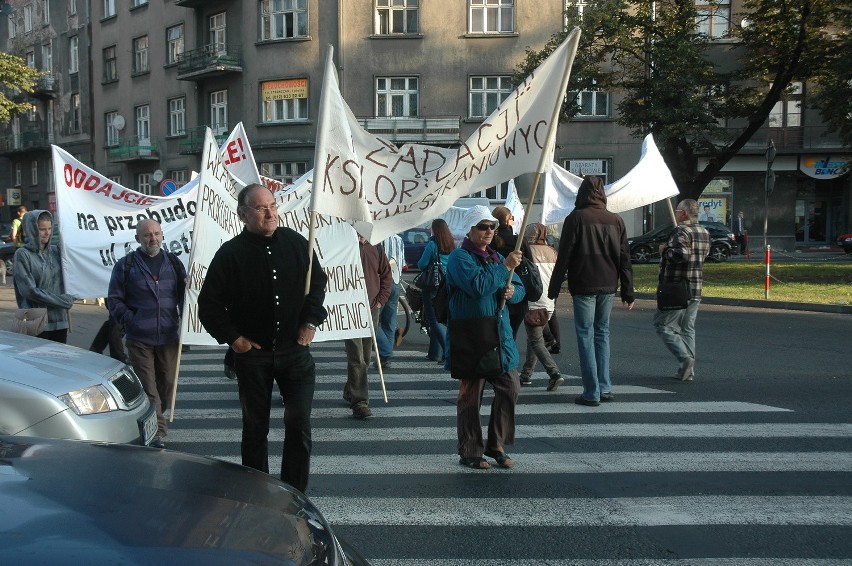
[53,145,198,299]
[541,133,681,224]
[220,122,262,187]
[182,129,371,345]
[311,29,581,243]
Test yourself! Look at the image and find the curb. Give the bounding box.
[634,292,852,315]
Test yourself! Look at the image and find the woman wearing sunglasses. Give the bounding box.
[445,205,524,470]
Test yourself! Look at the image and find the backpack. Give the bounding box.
[516,256,543,302]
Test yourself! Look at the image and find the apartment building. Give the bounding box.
[2,0,848,248]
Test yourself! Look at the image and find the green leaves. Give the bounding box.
[0,52,44,123]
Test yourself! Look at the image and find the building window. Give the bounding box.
[168,97,186,136]
[103,46,117,82]
[375,0,419,35]
[469,0,514,34]
[31,161,38,185]
[27,104,37,122]
[137,173,151,195]
[209,12,227,55]
[8,13,16,38]
[24,4,33,32]
[108,174,122,184]
[70,0,76,15]
[469,180,510,201]
[42,0,49,25]
[103,0,115,18]
[132,0,148,7]
[564,158,610,183]
[25,50,35,68]
[469,76,511,119]
[261,0,308,40]
[69,93,80,132]
[133,36,149,74]
[42,42,52,72]
[15,163,22,186]
[376,77,418,117]
[168,170,189,187]
[105,111,119,146]
[69,36,79,73]
[210,90,228,135]
[166,24,184,65]
[261,79,308,122]
[696,0,730,39]
[571,84,610,117]
[769,81,802,128]
[261,162,308,185]
[135,104,150,142]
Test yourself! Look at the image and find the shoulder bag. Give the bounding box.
[656,259,690,311]
[516,256,543,302]
[523,307,549,327]
[11,307,48,336]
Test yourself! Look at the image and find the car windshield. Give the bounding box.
[643,224,675,239]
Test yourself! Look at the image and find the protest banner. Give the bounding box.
[309,29,581,243]
[182,128,371,346]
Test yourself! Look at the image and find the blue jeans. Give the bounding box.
[572,294,614,401]
[423,287,447,361]
[653,299,701,364]
[376,282,400,359]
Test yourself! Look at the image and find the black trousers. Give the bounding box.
[89,317,128,363]
[234,345,316,494]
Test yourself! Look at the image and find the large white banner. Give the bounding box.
[53,145,198,299]
[541,134,681,224]
[311,29,581,244]
[182,129,371,345]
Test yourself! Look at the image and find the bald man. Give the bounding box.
[108,219,187,448]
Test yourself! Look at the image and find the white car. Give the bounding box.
[0,330,156,445]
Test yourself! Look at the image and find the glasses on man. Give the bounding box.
[474,223,497,231]
[247,202,279,214]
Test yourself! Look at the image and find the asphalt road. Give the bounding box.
[161,297,851,564]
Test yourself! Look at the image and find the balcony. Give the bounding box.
[356,116,461,145]
[177,44,242,81]
[0,130,53,155]
[175,0,214,7]
[177,125,228,155]
[717,125,847,153]
[32,75,57,99]
[107,138,160,162]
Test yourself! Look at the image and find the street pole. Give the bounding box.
[763,139,776,300]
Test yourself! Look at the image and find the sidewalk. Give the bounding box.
[0,284,108,351]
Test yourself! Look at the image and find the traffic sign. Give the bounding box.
[160,179,178,196]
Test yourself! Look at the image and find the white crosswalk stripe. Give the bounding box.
[168,345,852,563]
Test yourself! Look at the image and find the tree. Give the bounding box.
[0,52,42,123]
[514,0,850,199]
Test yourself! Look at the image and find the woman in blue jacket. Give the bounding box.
[445,206,524,470]
[417,218,454,363]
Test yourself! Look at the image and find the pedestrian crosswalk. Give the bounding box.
[168,344,852,564]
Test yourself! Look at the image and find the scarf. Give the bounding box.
[461,237,502,264]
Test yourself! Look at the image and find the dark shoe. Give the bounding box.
[600,392,614,402]
[574,395,600,407]
[459,456,490,469]
[484,450,514,469]
[149,436,165,449]
[519,373,533,386]
[546,374,564,392]
[678,357,695,382]
[352,404,373,419]
[548,344,561,354]
[373,356,390,369]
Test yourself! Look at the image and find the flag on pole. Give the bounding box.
[540,134,680,224]
[310,29,581,243]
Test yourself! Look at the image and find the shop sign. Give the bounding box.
[800,156,848,179]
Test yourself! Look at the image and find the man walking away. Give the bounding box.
[653,199,710,382]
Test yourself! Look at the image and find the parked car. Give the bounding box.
[400,227,431,269]
[0,330,157,445]
[0,435,370,565]
[837,233,852,254]
[628,221,735,263]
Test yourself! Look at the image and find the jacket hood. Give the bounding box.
[575,177,607,210]
[22,209,52,252]
[525,222,548,246]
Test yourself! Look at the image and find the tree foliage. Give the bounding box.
[0,52,42,123]
[514,0,850,199]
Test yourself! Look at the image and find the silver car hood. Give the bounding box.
[0,330,123,395]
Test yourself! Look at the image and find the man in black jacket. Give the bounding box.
[198,184,327,493]
[548,176,634,407]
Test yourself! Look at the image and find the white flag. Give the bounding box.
[311,29,581,243]
[541,134,681,224]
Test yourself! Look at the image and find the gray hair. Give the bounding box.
[677,199,699,220]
